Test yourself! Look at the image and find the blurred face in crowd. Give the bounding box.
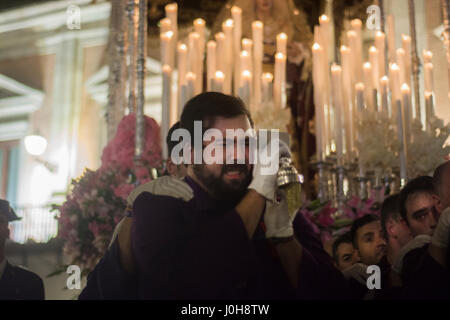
[435,166,450,213]
[190,115,253,202]
[335,242,357,271]
[405,192,440,236]
[386,217,412,248]
[355,221,387,265]
[166,159,188,179]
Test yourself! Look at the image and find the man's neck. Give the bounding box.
[187,170,214,198]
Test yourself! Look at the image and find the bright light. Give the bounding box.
[24,135,47,156]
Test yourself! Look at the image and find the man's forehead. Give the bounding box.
[358,221,381,236]
[406,192,434,212]
[211,115,252,132]
[338,242,354,252]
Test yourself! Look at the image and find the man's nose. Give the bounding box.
[428,210,438,229]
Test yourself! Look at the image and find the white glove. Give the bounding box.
[342,263,369,286]
[431,207,450,248]
[392,234,431,274]
[264,189,298,238]
[248,137,291,201]
[126,175,194,206]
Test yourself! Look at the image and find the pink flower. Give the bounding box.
[113,183,134,200]
[88,221,100,238]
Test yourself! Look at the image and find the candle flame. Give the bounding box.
[423,50,433,58]
[215,71,225,79]
[319,15,328,22]
[425,91,433,98]
[231,6,242,14]
[275,52,285,59]
[162,65,172,73]
[263,73,273,81]
[207,40,216,48]
[331,64,342,72]
[241,50,249,57]
[242,38,252,45]
[390,63,400,71]
[380,76,389,84]
[165,3,177,12]
[312,43,321,50]
[375,31,385,38]
[215,32,225,40]
[396,48,405,55]
[347,30,357,38]
[401,34,411,41]
[351,19,362,27]
[355,82,365,90]
[278,33,287,40]
[242,70,252,77]
[401,83,410,92]
[178,43,187,51]
[363,62,371,69]
[194,18,205,26]
[162,31,173,39]
[186,72,196,80]
[252,21,263,28]
[225,19,234,27]
[340,45,349,52]
[369,46,377,53]
[160,18,171,27]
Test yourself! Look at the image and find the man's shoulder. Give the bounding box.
[5,263,43,284]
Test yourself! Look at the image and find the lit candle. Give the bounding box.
[380,76,389,114]
[340,45,354,156]
[355,82,365,112]
[232,6,242,95]
[396,48,406,87]
[160,18,171,33]
[331,64,345,165]
[389,63,401,104]
[177,43,188,115]
[222,19,234,94]
[401,83,412,141]
[252,21,263,107]
[186,72,196,100]
[206,40,216,91]
[162,65,172,159]
[274,52,286,109]
[424,62,434,93]
[239,70,252,108]
[160,31,174,67]
[347,30,362,83]
[351,19,363,80]
[423,50,433,64]
[312,43,324,161]
[262,72,273,103]
[363,62,375,111]
[319,15,330,61]
[215,32,226,86]
[387,15,396,64]
[276,33,288,56]
[424,91,434,132]
[165,3,178,67]
[188,32,201,94]
[212,70,224,93]
[396,97,408,185]
[240,50,251,75]
[242,38,253,54]
[194,19,206,52]
[375,31,386,77]
[369,46,379,91]
[402,34,412,87]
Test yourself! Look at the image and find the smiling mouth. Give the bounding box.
[224,171,243,179]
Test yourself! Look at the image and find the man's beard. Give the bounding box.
[193,163,252,203]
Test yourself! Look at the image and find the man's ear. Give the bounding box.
[386,218,396,239]
[432,194,443,214]
[166,159,177,177]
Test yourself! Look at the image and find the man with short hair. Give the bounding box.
[380,194,412,265]
[332,232,357,271]
[433,160,450,213]
[165,121,188,179]
[131,92,346,299]
[0,200,45,300]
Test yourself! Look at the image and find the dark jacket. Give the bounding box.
[0,262,45,300]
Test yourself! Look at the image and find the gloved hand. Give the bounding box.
[431,207,450,248]
[342,263,369,286]
[248,137,291,201]
[264,189,298,239]
[392,234,431,274]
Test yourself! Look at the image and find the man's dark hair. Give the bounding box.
[332,232,352,265]
[399,176,435,223]
[433,161,450,197]
[180,92,253,145]
[350,214,380,248]
[380,193,400,239]
[166,121,182,156]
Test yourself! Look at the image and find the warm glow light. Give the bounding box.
[241,50,249,57]
[242,70,252,78]
[401,83,410,92]
[225,19,234,27]
[355,82,365,90]
[312,43,321,50]
[347,30,357,38]
[275,52,285,59]
[278,33,287,40]
[390,63,400,71]
[340,45,349,52]
[215,71,225,79]
[24,135,47,156]
[319,15,329,22]
[363,62,372,69]
[375,31,385,38]
[231,6,242,14]
[262,73,273,81]
[194,18,205,27]
[178,43,187,51]
[369,46,377,53]
[380,76,389,84]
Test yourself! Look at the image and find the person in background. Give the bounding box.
[0,199,45,300]
[332,232,358,271]
[165,121,188,179]
[380,194,412,265]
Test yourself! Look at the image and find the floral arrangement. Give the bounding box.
[252,101,291,132]
[300,190,382,243]
[408,117,450,177]
[54,114,163,276]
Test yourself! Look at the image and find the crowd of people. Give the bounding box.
[1,92,449,300]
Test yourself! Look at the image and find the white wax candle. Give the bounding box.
[424,62,434,93]
[369,47,379,91]
[274,52,286,109]
[396,99,408,184]
[347,30,362,83]
[160,31,174,67]
[355,82,365,112]
[240,50,251,75]
[194,19,206,51]
[232,6,242,95]
[340,45,354,155]
[160,18,171,33]
[242,38,253,54]
[331,64,345,164]
[206,41,216,91]
[162,65,172,159]
[177,43,188,114]
[319,15,330,61]
[423,50,433,64]
[188,32,201,94]
[222,19,234,94]
[215,32,226,84]
[312,43,324,160]
[396,48,406,87]
[387,15,396,64]
[380,76,389,114]
[363,62,374,111]
[276,33,288,56]
[239,70,252,108]
[314,25,322,47]
[262,72,273,103]
[375,31,386,77]
[402,34,412,87]
[252,21,263,107]
[194,20,205,93]
[165,3,178,67]
[424,91,434,132]
[186,72,196,100]
[401,83,412,140]
[212,71,224,93]
[351,19,363,82]
[389,63,401,104]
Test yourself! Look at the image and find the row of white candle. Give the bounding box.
[313,14,437,181]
